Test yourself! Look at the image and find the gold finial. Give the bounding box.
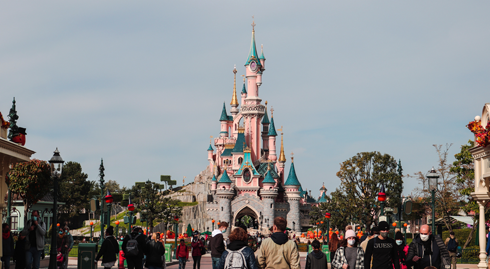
[231,65,238,106]
[277,126,283,132]
[251,16,256,32]
[265,101,268,106]
[242,74,245,83]
[279,132,286,162]
[291,152,294,163]
[210,135,213,144]
[270,106,274,118]
[267,162,271,171]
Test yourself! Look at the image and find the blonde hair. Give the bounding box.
[151,233,158,240]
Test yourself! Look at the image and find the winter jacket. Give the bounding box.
[331,247,364,269]
[191,239,203,257]
[21,219,46,251]
[256,232,300,269]
[145,240,164,267]
[217,240,258,269]
[56,235,68,254]
[122,232,147,260]
[406,235,450,269]
[67,233,74,250]
[176,243,189,259]
[13,237,26,269]
[96,236,119,263]
[210,229,225,258]
[305,250,328,269]
[2,233,14,257]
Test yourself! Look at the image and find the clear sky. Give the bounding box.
[1,1,488,198]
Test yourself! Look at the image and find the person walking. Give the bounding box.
[406,224,450,269]
[329,233,340,261]
[217,227,258,269]
[191,232,203,269]
[13,233,26,269]
[96,226,120,269]
[395,232,408,269]
[444,231,458,269]
[360,227,379,252]
[2,223,14,269]
[21,210,46,269]
[63,227,74,269]
[176,239,189,269]
[331,230,364,269]
[305,240,328,269]
[145,233,164,269]
[209,222,228,269]
[122,227,147,269]
[364,221,400,269]
[256,217,300,269]
[56,227,69,269]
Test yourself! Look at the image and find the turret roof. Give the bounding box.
[245,29,263,66]
[207,144,213,151]
[268,117,277,136]
[284,162,301,186]
[220,103,230,121]
[218,170,232,183]
[261,106,270,125]
[259,45,266,60]
[257,162,279,179]
[318,192,328,203]
[232,132,247,153]
[241,82,247,94]
[299,185,307,198]
[212,174,217,182]
[262,169,275,184]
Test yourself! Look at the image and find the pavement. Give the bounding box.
[47,254,479,269]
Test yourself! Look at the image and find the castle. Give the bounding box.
[171,23,324,236]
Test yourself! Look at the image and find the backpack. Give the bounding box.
[447,238,457,252]
[125,234,141,257]
[224,247,248,269]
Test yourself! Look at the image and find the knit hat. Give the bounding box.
[378,221,390,231]
[345,230,356,239]
[395,232,404,240]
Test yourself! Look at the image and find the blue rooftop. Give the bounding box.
[318,192,327,203]
[212,174,217,182]
[207,144,213,151]
[220,103,229,121]
[262,169,276,184]
[232,132,247,153]
[218,170,232,183]
[241,82,247,94]
[261,107,270,125]
[284,162,301,186]
[268,117,277,136]
[245,30,263,67]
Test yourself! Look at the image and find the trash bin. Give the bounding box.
[118,241,127,268]
[321,245,330,262]
[78,243,98,269]
[164,244,172,262]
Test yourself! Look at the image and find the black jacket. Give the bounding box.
[96,236,119,263]
[306,250,328,269]
[122,232,147,260]
[217,240,258,269]
[145,240,165,267]
[406,235,450,269]
[210,232,225,258]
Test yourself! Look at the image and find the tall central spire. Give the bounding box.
[230,66,239,115]
[245,17,261,66]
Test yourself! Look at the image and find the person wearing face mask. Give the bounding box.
[395,232,408,269]
[63,227,74,269]
[331,230,364,269]
[2,223,14,269]
[360,226,379,252]
[56,227,68,269]
[364,221,399,269]
[209,222,229,269]
[406,224,450,269]
[21,210,46,269]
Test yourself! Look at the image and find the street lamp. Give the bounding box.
[378,185,387,218]
[426,167,439,235]
[212,219,215,231]
[115,221,120,238]
[48,148,64,269]
[403,223,408,244]
[325,212,331,243]
[127,195,135,232]
[89,222,94,242]
[173,215,180,259]
[105,190,113,236]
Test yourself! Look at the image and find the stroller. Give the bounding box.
[56,249,64,269]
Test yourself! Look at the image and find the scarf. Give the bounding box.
[2,232,10,240]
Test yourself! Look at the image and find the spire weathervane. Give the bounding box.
[291,152,294,163]
[210,136,213,144]
[252,16,256,31]
[270,106,274,117]
[242,75,245,83]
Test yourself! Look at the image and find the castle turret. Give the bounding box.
[216,168,234,237]
[261,101,270,155]
[241,76,247,106]
[259,44,266,70]
[219,103,229,137]
[284,157,301,232]
[319,183,327,198]
[268,110,277,161]
[211,174,217,191]
[261,164,278,230]
[230,67,239,116]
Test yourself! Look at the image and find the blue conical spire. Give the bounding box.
[262,164,276,184]
[212,174,217,182]
[219,102,229,121]
[245,27,262,66]
[241,81,247,94]
[218,169,232,183]
[259,44,265,60]
[262,103,270,125]
[268,116,277,136]
[318,192,327,203]
[285,162,301,186]
[207,144,213,151]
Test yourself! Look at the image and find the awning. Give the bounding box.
[430,216,474,225]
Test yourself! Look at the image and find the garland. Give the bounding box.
[467,120,490,147]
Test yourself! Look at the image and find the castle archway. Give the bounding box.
[233,206,260,230]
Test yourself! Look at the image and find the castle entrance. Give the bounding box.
[234,206,259,230]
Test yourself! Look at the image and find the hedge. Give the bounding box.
[441,229,476,247]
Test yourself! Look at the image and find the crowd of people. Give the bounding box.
[0,214,460,269]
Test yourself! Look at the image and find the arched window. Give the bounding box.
[238,157,243,165]
[244,169,251,183]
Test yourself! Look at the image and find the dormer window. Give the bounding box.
[244,169,251,183]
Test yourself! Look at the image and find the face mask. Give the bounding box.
[347,239,355,246]
[380,232,388,238]
[32,216,37,221]
[222,229,227,233]
[396,240,403,245]
[59,231,63,234]
[139,232,142,235]
[65,230,68,233]
[420,234,429,242]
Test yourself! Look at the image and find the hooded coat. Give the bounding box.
[210,229,225,258]
[217,240,258,269]
[305,250,328,269]
[406,234,450,269]
[256,232,300,269]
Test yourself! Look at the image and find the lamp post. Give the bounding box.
[427,167,439,235]
[403,223,408,244]
[48,148,64,269]
[325,212,331,243]
[115,221,120,239]
[316,222,319,238]
[127,195,135,232]
[90,222,94,242]
[98,160,106,245]
[378,185,387,218]
[392,222,397,237]
[173,216,180,259]
[105,190,113,234]
[212,219,215,231]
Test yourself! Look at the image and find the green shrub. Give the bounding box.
[441,229,476,248]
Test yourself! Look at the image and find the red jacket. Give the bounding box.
[177,243,189,259]
[191,240,203,257]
